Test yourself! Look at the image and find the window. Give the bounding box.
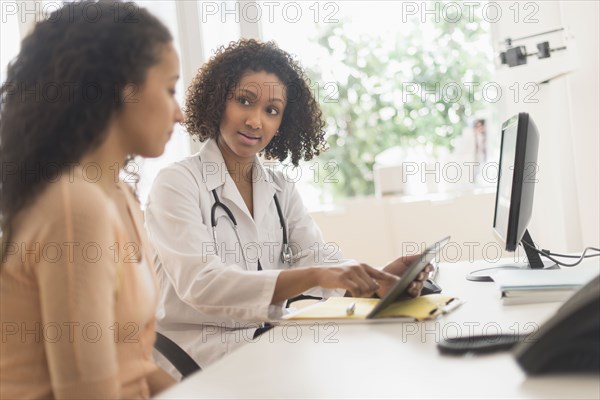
[3,1,497,211]
[198,0,241,56]
[133,1,191,207]
[259,1,496,207]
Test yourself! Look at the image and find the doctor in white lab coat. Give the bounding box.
[144,39,430,375]
[146,138,359,373]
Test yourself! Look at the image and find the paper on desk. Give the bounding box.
[500,289,575,305]
[493,268,599,291]
[283,294,459,321]
[283,297,377,320]
[493,268,600,305]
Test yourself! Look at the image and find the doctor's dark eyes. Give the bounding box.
[237,96,251,106]
[266,106,279,115]
[235,96,280,116]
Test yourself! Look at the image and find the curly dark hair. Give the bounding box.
[0,1,172,237]
[184,39,327,166]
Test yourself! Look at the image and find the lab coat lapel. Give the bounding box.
[199,139,225,192]
[199,139,254,222]
[252,160,280,228]
[220,176,253,221]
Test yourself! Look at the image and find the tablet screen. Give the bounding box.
[367,236,451,318]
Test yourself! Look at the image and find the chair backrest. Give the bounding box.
[154,332,201,378]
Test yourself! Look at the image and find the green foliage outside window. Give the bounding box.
[304,6,494,200]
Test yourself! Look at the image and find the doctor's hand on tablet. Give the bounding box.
[376,254,434,299]
[315,264,399,298]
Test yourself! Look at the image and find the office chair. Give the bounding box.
[286,294,322,308]
[154,332,201,378]
[154,298,321,376]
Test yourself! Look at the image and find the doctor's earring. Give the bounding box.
[275,129,280,135]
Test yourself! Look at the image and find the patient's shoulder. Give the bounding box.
[24,172,115,227]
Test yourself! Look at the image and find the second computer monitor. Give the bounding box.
[493,112,539,251]
[467,112,556,282]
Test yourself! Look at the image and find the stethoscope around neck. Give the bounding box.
[207,172,293,269]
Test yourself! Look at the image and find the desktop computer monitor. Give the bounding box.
[467,112,558,282]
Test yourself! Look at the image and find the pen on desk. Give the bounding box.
[346,302,356,316]
[429,298,461,316]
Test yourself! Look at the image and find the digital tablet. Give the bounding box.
[367,236,451,318]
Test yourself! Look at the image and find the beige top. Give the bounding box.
[1,171,169,399]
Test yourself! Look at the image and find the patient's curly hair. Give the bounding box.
[184,39,326,166]
[0,1,171,242]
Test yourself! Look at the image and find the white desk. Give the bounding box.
[156,260,600,399]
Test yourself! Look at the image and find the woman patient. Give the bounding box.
[0,1,183,398]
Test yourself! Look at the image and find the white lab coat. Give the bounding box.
[145,139,348,373]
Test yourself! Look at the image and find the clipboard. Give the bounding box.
[367,236,451,318]
[281,237,461,323]
[281,294,462,323]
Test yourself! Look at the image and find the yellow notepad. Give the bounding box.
[283,294,461,321]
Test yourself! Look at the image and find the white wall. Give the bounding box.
[560,1,600,249]
[310,190,509,266]
[489,0,599,251]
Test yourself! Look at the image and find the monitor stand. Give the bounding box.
[466,230,559,282]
